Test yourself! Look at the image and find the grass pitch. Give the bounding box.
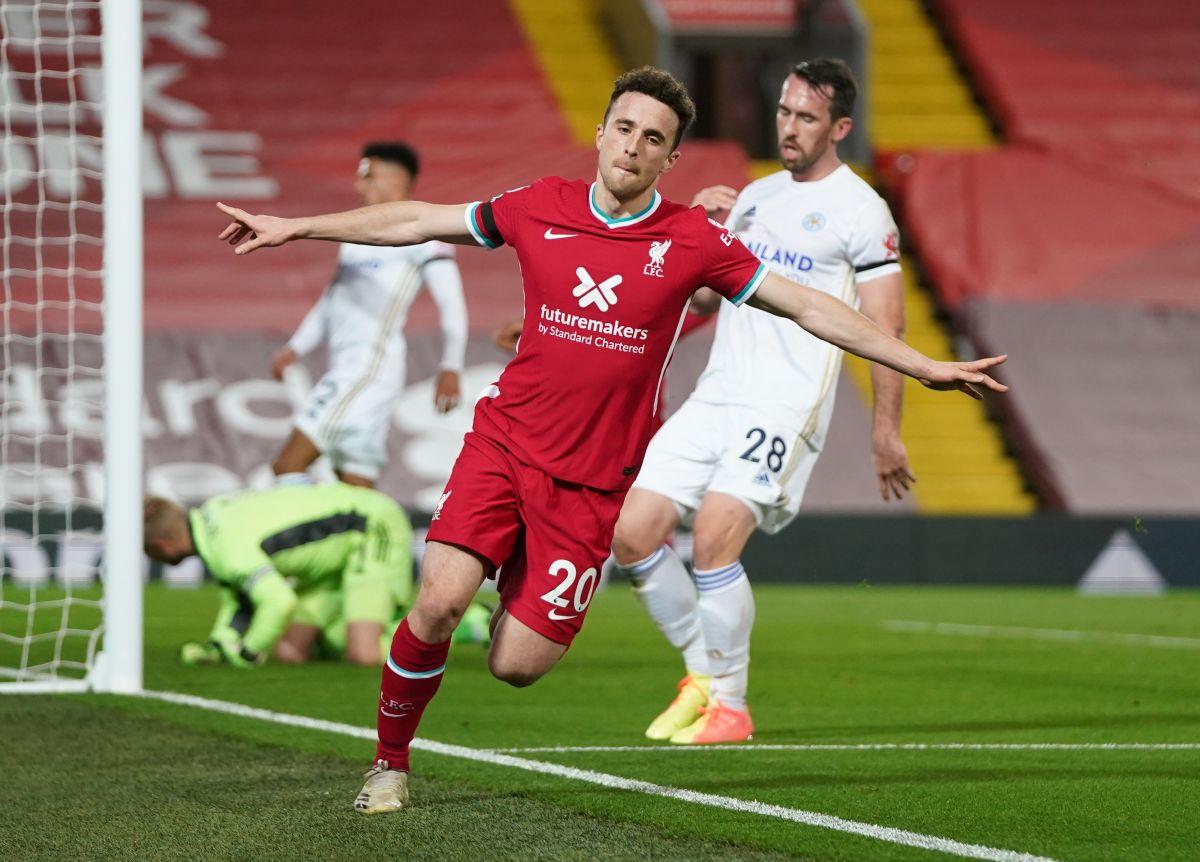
[4,583,1200,860]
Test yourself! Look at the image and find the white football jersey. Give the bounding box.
[288,240,466,381]
[690,165,901,448]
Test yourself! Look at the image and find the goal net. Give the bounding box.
[1,0,142,692]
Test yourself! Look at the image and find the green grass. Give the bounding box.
[4,583,1200,860]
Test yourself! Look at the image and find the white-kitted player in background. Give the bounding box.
[271,142,468,488]
[611,59,915,744]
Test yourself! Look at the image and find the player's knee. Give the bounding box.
[273,641,309,664]
[691,524,744,571]
[487,653,544,688]
[409,596,467,641]
[611,516,659,566]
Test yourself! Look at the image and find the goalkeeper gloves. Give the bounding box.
[178,635,265,669]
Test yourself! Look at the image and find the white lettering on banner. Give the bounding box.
[162,131,279,198]
[0,531,51,587]
[57,531,104,585]
[147,461,242,501]
[1,1,222,58]
[215,379,296,439]
[160,378,222,436]
[4,365,51,434]
[1,2,277,200]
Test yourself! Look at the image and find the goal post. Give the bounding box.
[0,0,143,693]
[95,0,143,693]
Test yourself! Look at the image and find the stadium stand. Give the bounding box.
[893,0,1200,513]
[853,0,1033,513]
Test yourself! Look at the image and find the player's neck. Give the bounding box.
[789,154,843,184]
[591,175,658,220]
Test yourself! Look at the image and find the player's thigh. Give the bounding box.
[292,585,342,632]
[692,492,760,570]
[498,477,624,651]
[409,541,490,640]
[611,487,681,564]
[629,399,724,522]
[316,377,399,481]
[707,416,808,539]
[487,609,568,687]
[754,438,821,535]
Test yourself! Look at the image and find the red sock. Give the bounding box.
[375,617,451,772]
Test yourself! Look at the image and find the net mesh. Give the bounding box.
[1,0,107,684]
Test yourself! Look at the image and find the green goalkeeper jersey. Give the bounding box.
[188,483,410,658]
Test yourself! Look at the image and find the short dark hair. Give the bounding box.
[361,141,419,179]
[603,66,696,149]
[791,58,858,121]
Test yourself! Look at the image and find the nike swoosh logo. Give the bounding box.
[544,228,578,240]
[548,609,579,621]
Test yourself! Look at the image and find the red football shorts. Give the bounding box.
[425,432,626,646]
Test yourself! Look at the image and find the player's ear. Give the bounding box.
[831,116,853,143]
[595,121,605,151]
[660,148,682,175]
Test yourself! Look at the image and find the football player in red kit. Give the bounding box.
[217,67,1007,814]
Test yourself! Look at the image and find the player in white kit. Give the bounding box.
[611,60,915,743]
[271,143,468,487]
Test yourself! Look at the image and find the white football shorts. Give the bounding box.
[293,368,402,481]
[632,397,821,534]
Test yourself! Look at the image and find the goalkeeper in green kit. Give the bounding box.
[143,484,490,668]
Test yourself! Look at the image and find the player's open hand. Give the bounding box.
[690,185,739,217]
[434,369,461,413]
[217,202,296,255]
[919,355,1009,400]
[872,433,916,502]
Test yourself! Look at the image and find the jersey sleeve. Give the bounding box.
[463,180,541,250]
[849,198,902,283]
[423,257,468,371]
[697,214,768,306]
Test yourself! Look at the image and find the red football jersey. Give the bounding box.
[464,177,766,491]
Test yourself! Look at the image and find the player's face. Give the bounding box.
[776,75,852,175]
[354,158,413,206]
[595,92,681,200]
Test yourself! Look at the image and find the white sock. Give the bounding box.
[695,562,753,712]
[617,545,708,677]
[274,471,313,486]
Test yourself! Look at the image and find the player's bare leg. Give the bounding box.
[274,623,320,664]
[345,620,384,666]
[671,491,757,744]
[612,489,713,739]
[272,427,322,484]
[357,542,485,815]
[487,610,568,687]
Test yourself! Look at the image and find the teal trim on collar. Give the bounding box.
[588,182,661,228]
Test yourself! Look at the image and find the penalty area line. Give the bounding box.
[135,689,1058,862]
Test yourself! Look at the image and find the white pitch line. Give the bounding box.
[133,689,1058,862]
[492,742,1200,753]
[884,620,1200,650]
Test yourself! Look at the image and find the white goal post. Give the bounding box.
[0,0,143,692]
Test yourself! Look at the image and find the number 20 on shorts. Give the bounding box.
[540,559,600,618]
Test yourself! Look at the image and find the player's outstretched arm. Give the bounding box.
[216,201,477,255]
[748,271,1008,400]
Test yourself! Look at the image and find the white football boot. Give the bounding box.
[354,759,410,814]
